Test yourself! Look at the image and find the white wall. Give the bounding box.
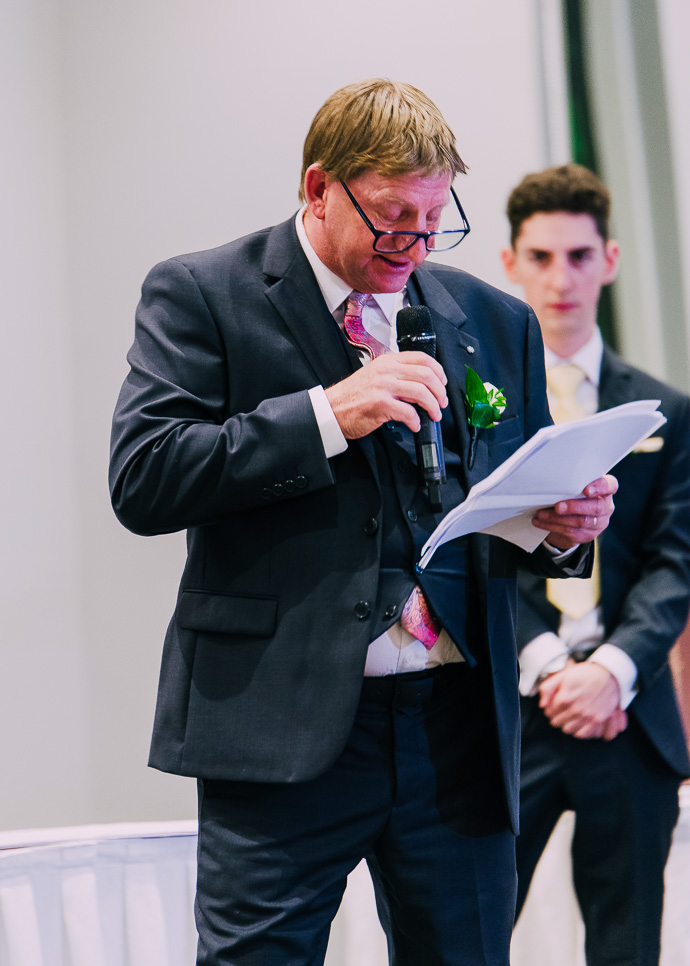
[2,0,556,830]
[584,0,690,389]
[1,0,91,827]
[658,0,690,381]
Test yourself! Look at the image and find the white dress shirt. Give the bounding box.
[518,328,638,707]
[295,209,463,674]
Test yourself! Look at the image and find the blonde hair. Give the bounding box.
[299,78,466,202]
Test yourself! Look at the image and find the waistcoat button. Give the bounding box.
[354,601,371,620]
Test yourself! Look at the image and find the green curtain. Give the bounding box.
[562,0,618,351]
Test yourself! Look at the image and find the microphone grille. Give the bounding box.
[396,306,436,358]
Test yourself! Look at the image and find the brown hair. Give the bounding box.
[506,163,611,245]
[299,78,466,202]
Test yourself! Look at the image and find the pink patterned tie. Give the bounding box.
[342,291,388,360]
[341,291,441,650]
[401,585,441,649]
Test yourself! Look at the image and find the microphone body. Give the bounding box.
[395,306,446,512]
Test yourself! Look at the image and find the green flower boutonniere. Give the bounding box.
[464,366,507,469]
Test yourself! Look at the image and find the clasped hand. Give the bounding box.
[539,660,628,741]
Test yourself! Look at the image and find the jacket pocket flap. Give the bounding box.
[177,590,278,637]
[487,413,520,444]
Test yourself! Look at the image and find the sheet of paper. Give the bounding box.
[418,399,666,569]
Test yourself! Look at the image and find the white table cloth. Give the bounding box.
[1,788,688,966]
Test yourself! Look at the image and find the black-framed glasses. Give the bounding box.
[340,180,471,254]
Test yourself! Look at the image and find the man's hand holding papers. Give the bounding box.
[418,400,665,570]
[533,473,618,550]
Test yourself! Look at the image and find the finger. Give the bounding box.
[583,474,619,497]
[393,381,447,422]
[538,672,566,707]
[550,713,585,732]
[533,520,602,546]
[384,399,423,433]
[360,358,448,421]
[385,360,449,414]
[602,718,619,741]
[570,721,604,739]
[535,512,601,530]
[395,352,448,386]
[602,709,628,741]
[543,704,578,728]
[536,496,613,520]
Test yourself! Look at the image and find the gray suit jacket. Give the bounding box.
[109,216,591,831]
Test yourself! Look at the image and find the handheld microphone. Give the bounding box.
[396,306,446,512]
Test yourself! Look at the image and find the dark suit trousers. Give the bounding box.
[516,697,681,966]
[195,664,516,966]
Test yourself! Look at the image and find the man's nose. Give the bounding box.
[408,234,429,263]
[549,257,573,291]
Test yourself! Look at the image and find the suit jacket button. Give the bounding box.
[407,509,418,522]
[354,601,371,620]
[284,479,296,493]
[295,475,308,488]
[384,604,398,619]
[272,483,285,496]
[364,517,379,536]
[262,488,273,500]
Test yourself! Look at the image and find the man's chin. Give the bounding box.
[368,260,416,293]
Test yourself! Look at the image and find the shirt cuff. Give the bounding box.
[519,633,569,696]
[308,386,347,458]
[588,643,638,709]
[542,541,580,560]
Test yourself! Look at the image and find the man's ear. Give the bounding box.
[602,239,620,285]
[303,164,329,220]
[501,246,519,283]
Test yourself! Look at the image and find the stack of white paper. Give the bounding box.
[418,399,665,569]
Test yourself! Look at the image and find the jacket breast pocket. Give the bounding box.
[177,589,278,638]
[486,414,521,450]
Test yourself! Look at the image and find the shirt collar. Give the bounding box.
[295,209,401,324]
[544,327,603,388]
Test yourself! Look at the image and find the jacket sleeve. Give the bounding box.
[513,304,594,583]
[603,393,690,689]
[109,257,336,536]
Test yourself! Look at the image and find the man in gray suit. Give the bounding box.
[110,83,615,966]
[503,163,690,966]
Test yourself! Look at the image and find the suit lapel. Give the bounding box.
[598,346,635,411]
[262,217,379,480]
[263,218,354,391]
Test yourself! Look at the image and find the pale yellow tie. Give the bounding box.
[546,364,600,620]
[548,363,588,423]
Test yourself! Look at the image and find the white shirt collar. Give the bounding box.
[544,327,603,388]
[295,209,401,323]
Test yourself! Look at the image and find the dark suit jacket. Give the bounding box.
[517,346,690,776]
[109,215,591,832]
